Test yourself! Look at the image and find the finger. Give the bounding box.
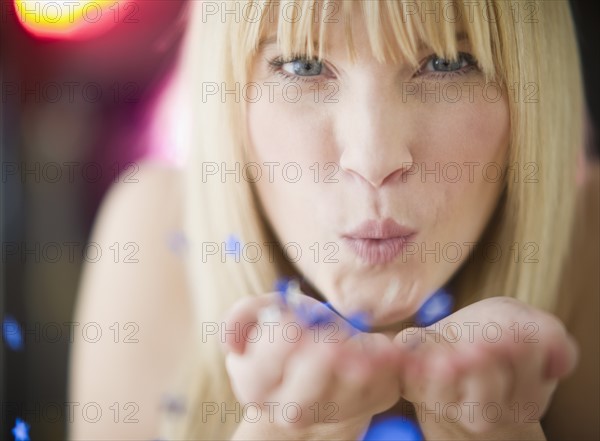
[225,351,270,404]
[231,301,359,403]
[270,341,338,428]
[224,309,310,404]
[510,341,552,422]
[221,292,281,354]
[394,325,460,402]
[458,353,511,432]
[543,333,579,380]
[240,308,316,396]
[333,338,402,419]
[346,332,401,365]
[426,350,463,402]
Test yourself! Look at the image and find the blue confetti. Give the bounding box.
[274,277,291,298]
[3,315,24,351]
[273,278,337,327]
[274,277,293,309]
[415,288,454,327]
[166,230,188,255]
[160,394,186,415]
[12,418,30,441]
[225,234,242,260]
[304,302,337,327]
[273,281,372,333]
[346,311,371,332]
[363,416,423,441]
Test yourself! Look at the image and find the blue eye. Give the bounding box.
[418,52,477,78]
[267,55,329,82]
[430,56,465,71]
[282,59,323,76]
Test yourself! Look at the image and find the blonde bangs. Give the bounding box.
[237,0,499,82]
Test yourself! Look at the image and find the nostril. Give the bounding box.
[339,151,415,188]
[381,167,410,186]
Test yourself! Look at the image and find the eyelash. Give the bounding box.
[415,52,478,80]
[266,52,479,82]
[266,55,328,83]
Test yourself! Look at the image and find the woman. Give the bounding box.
[68,0,599,440]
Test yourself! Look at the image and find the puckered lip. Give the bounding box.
[342,218,416,240]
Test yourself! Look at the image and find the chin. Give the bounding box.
[329,295,420,330]
[369,304,420,329]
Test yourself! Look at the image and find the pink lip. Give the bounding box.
[342,219,416,265]
[343,218,416,239]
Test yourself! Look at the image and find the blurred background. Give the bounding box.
[1,0,598,439]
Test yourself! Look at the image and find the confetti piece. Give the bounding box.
[225,234,242,260]
[305,302,337,327]
[160,394,186,415]
[274,277,291,305]
[12,418,30,441]
[362,416,423,441]
[415,288,454,327]
[274,278,332,327]
[3,315,24,351]
[274,277,291,293]
[273,279,372,333]
[346,311,371,332]
[166,230,188,255]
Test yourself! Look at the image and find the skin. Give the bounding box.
[224,294,577,440]
[224,9,579,441]
[246,16,509,327]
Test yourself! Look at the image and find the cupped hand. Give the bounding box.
[393,296,579,435]
[221,292,404,431]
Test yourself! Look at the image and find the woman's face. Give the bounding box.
[246,13,510,329]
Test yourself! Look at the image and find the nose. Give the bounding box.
[337,82,415,188]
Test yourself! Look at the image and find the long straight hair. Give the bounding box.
[158,1,584,438]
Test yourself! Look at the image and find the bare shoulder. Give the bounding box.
[67,160,192,440]
[541,159,600,440]
[96,160,184,224]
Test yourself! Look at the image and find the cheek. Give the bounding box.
[247,98,333,163]
[245,101,334,239]
[419,96,510,165]
[418,96,510,238]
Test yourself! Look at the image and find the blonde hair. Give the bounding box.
[158,1,584,438]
